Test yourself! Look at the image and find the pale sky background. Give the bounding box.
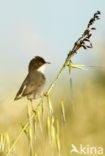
[0,0,105,97]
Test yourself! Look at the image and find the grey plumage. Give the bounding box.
[14,56,49,101]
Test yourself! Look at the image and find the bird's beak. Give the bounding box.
[46,61,51,64]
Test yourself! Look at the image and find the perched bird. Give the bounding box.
[14,56,50,101]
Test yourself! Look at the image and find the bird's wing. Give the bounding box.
[14,75,29,100]
[22,71,45,97]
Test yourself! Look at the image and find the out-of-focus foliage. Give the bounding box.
[0,68,105,156]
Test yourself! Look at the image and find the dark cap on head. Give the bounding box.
[28,56,46,72]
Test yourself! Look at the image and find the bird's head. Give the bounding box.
[28,56,50,73]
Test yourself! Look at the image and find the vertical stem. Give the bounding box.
[68,66,74,116]
[27,102,35,156]
[68,63,73,105]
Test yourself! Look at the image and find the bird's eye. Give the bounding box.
[39,62,42,66]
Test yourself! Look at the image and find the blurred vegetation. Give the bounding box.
[0,11,104,156]
[0,65,105,156]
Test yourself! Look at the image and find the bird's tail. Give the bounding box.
[14,75,28,101]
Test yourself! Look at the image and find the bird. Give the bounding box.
[14,56,50,101]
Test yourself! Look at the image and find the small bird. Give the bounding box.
[14,56,50,101]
